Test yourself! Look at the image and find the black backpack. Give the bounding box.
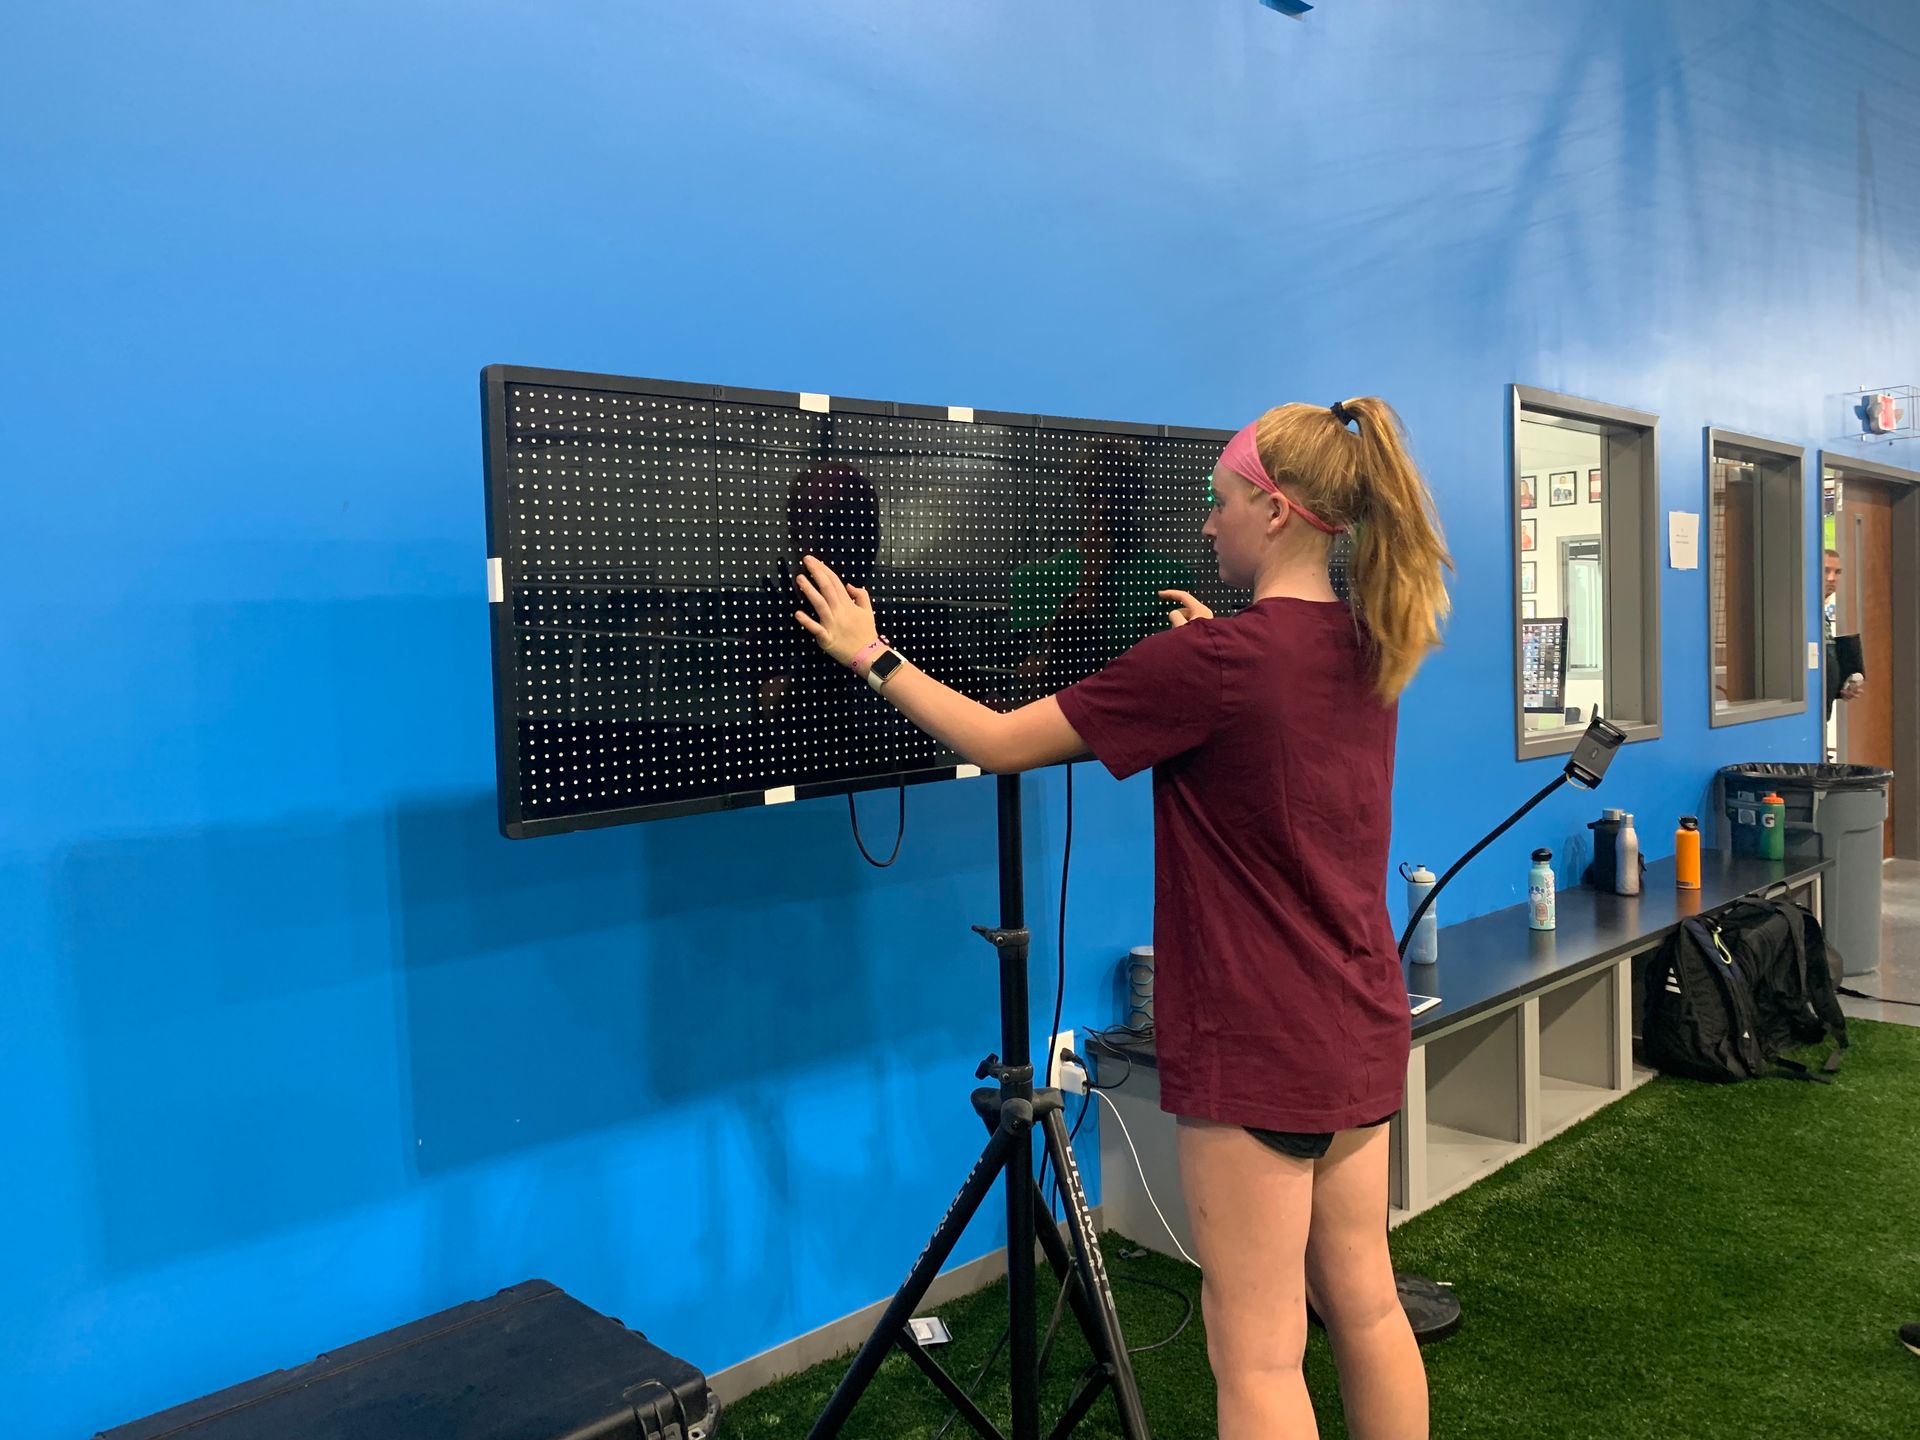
[1642,899,1849,1084]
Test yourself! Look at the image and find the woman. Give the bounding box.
[795,398,1450,1439]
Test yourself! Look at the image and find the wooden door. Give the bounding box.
[1838,479,1897,856]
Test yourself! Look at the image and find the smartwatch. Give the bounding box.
[865,648,906,692]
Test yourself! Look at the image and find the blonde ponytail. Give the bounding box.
[1252,398,1453,701]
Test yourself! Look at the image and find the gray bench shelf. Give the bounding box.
[1090,853,1828,1253]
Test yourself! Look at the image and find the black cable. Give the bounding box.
[1049,1034,1135,1215]
[1085,1051,1131,1091]
[1043,1043,1129,1218]
[936,765,1079,1439]
[1051,1076,1100,1213]
[1035,1268,1073,1382]
[1837,985,1920,1008]
[929,1320,1011,1440]
[927,765,1190,1434]
[926,1226,1191,1436]
[1117,1271,1196,1355]
[1083,1019,1155,1043]
[848,778,906,867]
[1038,763,1074,1221]
[1075,1028,1144,1091]
[1047,1089,1092,1219]
[930,1278,1074,1440]
[929,1248,1189,1440]
[1066,1087,1093,1143]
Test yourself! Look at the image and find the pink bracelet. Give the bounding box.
[849,636,890,673]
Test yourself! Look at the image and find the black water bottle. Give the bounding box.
[1587,809,1622,891]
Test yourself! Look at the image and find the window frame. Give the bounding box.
[1510,385,1663,760]
[1705,427,1807,728]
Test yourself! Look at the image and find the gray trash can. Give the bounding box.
[1719,763,1892,977]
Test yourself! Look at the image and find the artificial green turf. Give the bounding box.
[721,1019,1920,1438]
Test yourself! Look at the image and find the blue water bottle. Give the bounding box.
[1403,863,1438,966]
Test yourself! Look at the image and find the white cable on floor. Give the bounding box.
[1089,1088,1200,1269]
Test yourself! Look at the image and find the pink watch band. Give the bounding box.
[850,636,890,673]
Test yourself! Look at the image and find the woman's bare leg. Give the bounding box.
[1176,1116,1319,1439]
[1303,1125,1428,1440]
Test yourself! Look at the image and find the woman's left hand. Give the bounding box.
[794,554,880,668]
[1158,590,1214,627]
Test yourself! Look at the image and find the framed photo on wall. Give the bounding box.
[1519,473,1538,510]
[1521,560,1537,594]
[1549,471,1577,506]
[1521,599,1537,619]
[1520,518,1537,552]
[1588,467,1603,503]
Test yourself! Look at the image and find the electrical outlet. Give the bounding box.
[1051,1030,1087,1095]
[1047,1029,1073,1088]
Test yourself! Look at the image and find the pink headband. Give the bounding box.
[1216,422,1345,534]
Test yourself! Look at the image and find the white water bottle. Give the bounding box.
[1403,863,1438,966]
[1615,813,1641,896]
[1528,848,1557,930]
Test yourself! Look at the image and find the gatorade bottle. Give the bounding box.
[1675,816,1701,890]
[1760,792,1786,861]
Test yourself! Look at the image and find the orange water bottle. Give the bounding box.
[1675,816,1701,890]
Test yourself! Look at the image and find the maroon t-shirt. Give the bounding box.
[1056,597,1408,1132]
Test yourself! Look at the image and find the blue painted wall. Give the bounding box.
[3,3,1916,1434]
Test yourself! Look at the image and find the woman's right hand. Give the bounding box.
[1158,590,1213,628]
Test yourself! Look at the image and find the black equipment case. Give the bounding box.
[94,1279,719,1440]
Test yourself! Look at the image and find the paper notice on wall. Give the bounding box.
[1668,512,1700,569]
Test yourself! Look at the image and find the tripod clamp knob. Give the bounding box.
[975,1053,1036,1087]
[971,924,1031,954]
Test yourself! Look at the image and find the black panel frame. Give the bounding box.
[481,364,1233,838]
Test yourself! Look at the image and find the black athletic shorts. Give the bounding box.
[1246,1114,1395,1161]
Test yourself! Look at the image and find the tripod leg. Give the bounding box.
[1029,1183,1105,1367]
[1039,1107,1153,1439]
[1026,1185,1142,1439]
[1006,1098,1040,1440]
[898,1332,1003,1439]
[808,1112,1027,1440]
[1045,1375,1109,1440]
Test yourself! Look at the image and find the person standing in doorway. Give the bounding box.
[1824,548,1866,717]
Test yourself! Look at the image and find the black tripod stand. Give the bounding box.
[809,775,1151,1440]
